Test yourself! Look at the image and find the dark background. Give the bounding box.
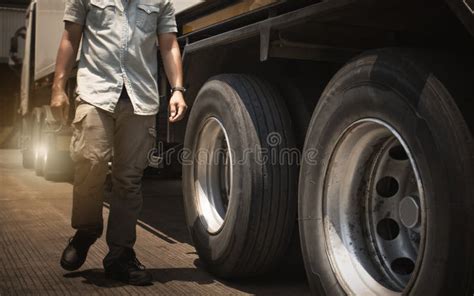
[0,0,29,8]
[0,0,29,147]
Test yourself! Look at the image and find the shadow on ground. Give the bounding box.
[63,258,308,295]
[64,266,216,288]
[101,175,310,294]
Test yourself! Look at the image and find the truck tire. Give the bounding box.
[42,131,55,180]
[272,78,313,272]
[274,79,312,149]
[42,131,73,181]
[182,74,298,277]
[22,149,34,169]
[32,107,45,176]
[299,49,474,295]
[21,116,34,169]
[41,106,73,181]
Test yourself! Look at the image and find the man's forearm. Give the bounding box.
[158,33,187,122]
[50,22,83,123]
[159,34,183,88]
[52,22,82,92]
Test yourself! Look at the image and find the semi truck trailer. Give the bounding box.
[12,0,474,294]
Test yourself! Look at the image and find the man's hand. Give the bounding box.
[168,91,187,122]
[51,88,70,124]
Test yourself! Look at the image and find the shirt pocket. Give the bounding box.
[88,0,116,29]
[136,4,160,33]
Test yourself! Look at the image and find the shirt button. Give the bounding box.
[147,9,150,13]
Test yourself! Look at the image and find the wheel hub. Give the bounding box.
[323,118,425,295]
[367,138,421,290]
[194,117,233,234]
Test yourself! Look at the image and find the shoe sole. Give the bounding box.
[60,258,82,271]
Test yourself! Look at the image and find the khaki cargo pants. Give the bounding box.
[70,90,155,267]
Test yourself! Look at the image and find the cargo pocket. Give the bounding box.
[136,4,160,33]
[88,0,116,29]
[69,106,89,162]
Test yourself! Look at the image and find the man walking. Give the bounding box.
[51,0,187,285]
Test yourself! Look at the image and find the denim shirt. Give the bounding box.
[63,0,177,115]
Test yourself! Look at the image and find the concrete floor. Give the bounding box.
[0,149,309,295]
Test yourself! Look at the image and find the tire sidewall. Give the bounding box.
[182,79,256,274]
[299,52,473,295]
[32,108,44,175]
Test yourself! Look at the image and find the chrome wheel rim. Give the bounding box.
[324,118,425,295]
[194,117,233,234]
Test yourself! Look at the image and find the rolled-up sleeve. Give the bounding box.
[63,0,88,25]
[157,0,177,34]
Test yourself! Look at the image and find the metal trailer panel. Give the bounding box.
[0,7,26,63]
[34,0,65,81]
[182,0,355,54]
[182,0,282,33]
[20,3,33,116]
[174,0,205,13]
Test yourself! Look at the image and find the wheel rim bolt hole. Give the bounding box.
[376,176,399,198]
[391,257,415,275]
[376,218,400,240]
[389,145,409,161]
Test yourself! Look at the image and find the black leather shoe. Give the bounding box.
[105,255,152,286]
[60,231,97,271]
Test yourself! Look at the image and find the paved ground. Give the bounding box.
[0,149,309,295]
